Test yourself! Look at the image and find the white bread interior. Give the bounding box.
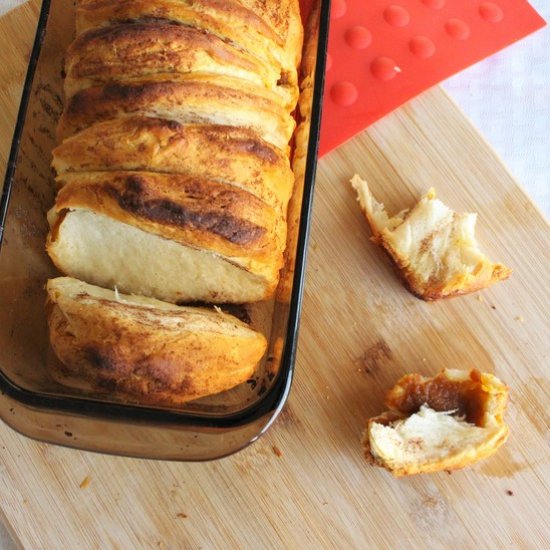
[47,209,271,304]
[368,405,507,476]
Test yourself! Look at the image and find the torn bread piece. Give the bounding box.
[363,369,509,476]
[46,277,267,405]
[350,175,511,300]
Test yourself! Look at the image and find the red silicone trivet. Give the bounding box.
[319,0,545,156]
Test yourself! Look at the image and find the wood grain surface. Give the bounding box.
[1,2,549,548]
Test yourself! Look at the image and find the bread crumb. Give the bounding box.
[476,295,485,302]
[176,513,188,519]
[311,242,318,251]
[361,340,392,373]
[79,475,91,489]
[514,316,524,323]
[272,445,283,457]
[506,490,514,496]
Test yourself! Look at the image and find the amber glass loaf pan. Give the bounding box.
[0,0,329,460]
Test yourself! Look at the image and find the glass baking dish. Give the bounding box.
[0,0,329,460]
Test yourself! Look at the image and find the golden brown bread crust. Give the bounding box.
[236,0,303,65]
[64,23,286,103]
[75,0,302,64]
[383,370,509,427]
[50,171,286,263]
[76,0,281,45]
[363,369,510,476]
[57,75,295,149]
[52,118,294,215]
[47,277,267,405]
[74,0,300,102]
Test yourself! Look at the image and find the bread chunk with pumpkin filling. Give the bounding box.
[363,369,509,476]
[350,175,511,300]
[47,277,267,404]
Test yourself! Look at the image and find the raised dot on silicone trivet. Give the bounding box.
[332,0,347,19]
[422,0,445,9]
[326,53,333,71]
[409,36,436,58]
[445,19,471,39]
[370,57,399,81]
[384,5,411,27]
[345,26,372,49]
[479,2,504,23]
[330,81,358,106]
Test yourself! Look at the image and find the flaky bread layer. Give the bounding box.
[64,23,294,106]
[51,170,286,262]
[52,119,294,215]
[57,75,296,150]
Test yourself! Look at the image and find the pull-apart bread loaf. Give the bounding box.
[46,0,303,402]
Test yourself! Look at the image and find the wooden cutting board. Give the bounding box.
[1,2,549,548]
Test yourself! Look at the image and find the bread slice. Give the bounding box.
[46,277,267,404]
[52,119,294,215]
[351,175,511,300]
[64,23,290,106]
[363,369,510,476]
[47,171,286,303]
[57,75,295,150]
[52,171,286,259]
[74,0,302,77]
